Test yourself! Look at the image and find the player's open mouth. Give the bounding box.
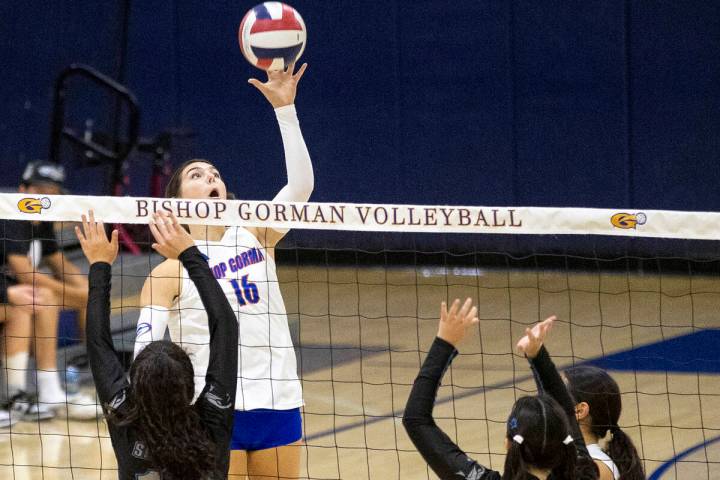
[209,189,220,198]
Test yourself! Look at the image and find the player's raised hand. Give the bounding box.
[516,316,556,359]
[149,211,196,259]
[437,298,479,348]
[75,210,119,265]
[248,62,307,108]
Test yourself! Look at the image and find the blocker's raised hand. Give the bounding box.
[248,62,307,108]
[437,298,479,348]
[75,210,119,265]
[149,211,196,259]
[516,316,556,359]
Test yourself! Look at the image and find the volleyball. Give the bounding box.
[238,2,307,71]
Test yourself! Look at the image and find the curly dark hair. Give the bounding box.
[108,341,217,480]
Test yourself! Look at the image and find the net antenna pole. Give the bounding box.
[48,63,141,253]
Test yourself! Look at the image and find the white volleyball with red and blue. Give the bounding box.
[239,2,307,71]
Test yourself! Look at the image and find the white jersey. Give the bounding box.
[587,443,620,480]
[167,226,302,411]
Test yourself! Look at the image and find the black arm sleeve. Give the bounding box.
[86,262,128,405]
[529,347,598,479]
[403,337,500,480]
[178,246,238,400]
[180,247,238,476]
[529,346,575,416]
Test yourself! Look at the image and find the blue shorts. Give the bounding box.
[230,408,302,451]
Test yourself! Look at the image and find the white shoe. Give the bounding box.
[0,406,19,428]
[7,391,55,422]
[51,392,102,420]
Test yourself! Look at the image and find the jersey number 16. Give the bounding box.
[230,275,260,306]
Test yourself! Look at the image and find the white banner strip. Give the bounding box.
[0,193,718,240]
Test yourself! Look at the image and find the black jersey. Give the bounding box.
[87,247,238,479]
[402,337,598,480]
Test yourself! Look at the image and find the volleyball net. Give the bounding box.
[0,193,718,479]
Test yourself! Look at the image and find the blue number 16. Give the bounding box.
[230,275,260,306]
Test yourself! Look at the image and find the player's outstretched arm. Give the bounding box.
[75,211,127,406]
[403,300,497,480]
[149,211,238,400]
[516,319,599,479]
[248,64,314,246]
[516,317,577,413]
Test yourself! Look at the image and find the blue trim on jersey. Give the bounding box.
[230,408,302,451]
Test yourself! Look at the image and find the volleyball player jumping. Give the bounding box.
[403,299,599,480]
[78,210,238,479]
[134,63,311,479]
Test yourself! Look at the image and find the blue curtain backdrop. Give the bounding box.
[1,1,719,253]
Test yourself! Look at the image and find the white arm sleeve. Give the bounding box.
[272,104,314,203]
[133,305,170,359]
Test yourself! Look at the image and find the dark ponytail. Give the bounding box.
[502,395,577,480]
[503,439,528,480]
[607,428,645,480]
[565,366,645,480]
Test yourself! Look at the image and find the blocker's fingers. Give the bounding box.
[153,213,170,236]
[467,306,478,321]
[74,226,86,244]
[156,220,170,239]
[440,301,448,321]
[458,297,473,318]
[544,319,555,334]
[148,219,164,243]
[166,219,179,236]
[166,212,181,234]
[155,210,169,224]
[110,229,119,249]
[81,214,89,237]
[528,325,539,342]
[89,210,97,234]
[97,220,107,239]
[168,212,180,226]
[448,298,461,318]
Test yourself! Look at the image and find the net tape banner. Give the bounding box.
[1,193,718,239]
